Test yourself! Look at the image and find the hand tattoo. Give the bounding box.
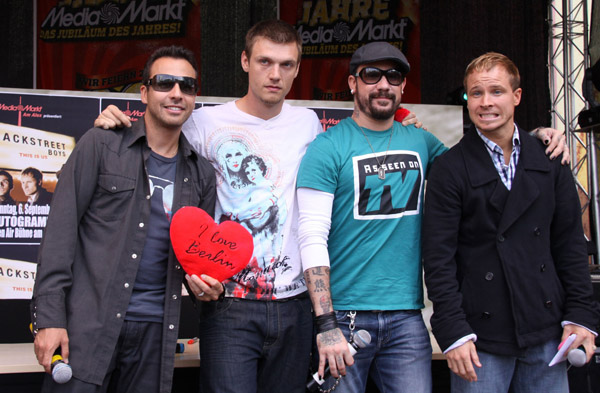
[319,329,342,346]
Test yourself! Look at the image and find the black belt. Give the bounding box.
[229,291,309,303]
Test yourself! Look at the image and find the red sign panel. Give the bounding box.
[37,0,202,94]
[280,0,421,103]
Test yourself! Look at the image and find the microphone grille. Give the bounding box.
[567,348,586,367]
[52,363,73,384]
[353,329,372,349]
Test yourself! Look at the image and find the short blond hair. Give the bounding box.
[463,52,520,91]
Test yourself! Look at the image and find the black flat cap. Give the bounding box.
[349,42,410,75]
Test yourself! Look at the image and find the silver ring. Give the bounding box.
[197,292,204,297]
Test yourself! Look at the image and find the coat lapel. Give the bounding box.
[496,128,550,234]
[461,127,506,213]
[461,126,551,232]
[497,168,539,234]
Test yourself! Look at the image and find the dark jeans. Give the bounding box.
[199,295,313,393]
[41,321,162,393]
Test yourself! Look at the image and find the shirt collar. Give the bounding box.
[125,116,196,159]
[476,124,520,154]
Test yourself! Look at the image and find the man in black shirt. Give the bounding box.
[31,46,217,393]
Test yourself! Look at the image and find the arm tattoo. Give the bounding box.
[314,279,327,292]
[313,266,329,276]
[305,273,312,286]
[319,295,332,313]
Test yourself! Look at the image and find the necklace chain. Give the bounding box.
[357,125,394,180]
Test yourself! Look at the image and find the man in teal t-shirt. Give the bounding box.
[298,117,445,311]
[296,42,446,393]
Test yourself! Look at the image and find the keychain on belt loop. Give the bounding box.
[348,311,357,342]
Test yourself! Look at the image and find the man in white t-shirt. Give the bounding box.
[96,19,323,393]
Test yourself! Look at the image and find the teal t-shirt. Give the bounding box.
[296,117,447,310]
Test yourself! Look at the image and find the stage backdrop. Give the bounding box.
[37,0,202,93]
[0,87,462,342]
[280,0,421,103]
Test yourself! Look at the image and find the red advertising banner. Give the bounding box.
[280,0,421,103]
[37,0,201,93]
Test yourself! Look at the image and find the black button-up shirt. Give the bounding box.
[31,119,216,391]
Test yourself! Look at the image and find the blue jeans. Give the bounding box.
[451,339,568,393]
[198,295,313,393]
[322,310,432,393]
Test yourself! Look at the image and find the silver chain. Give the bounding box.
[318,377,342,393]
[357,126,394,180]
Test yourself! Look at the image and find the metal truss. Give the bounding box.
[548,0,599,263]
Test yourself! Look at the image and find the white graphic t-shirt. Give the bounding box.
[183,101,322,299]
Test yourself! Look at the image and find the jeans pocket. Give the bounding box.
[292,296,312,316]
[334,310,351,323]
[200,297,235,320]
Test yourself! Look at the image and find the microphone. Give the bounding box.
[306,329,371,392]
[51,353,72,384]
[29,324,72,384]
[567,346,587,367]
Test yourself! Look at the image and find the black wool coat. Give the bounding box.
[423,125,599,355]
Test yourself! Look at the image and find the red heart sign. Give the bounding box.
[170,206,254,281]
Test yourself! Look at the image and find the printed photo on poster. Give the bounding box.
[0,122,75,245]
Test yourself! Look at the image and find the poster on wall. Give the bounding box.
[0,91,98,301]
[37,0,202,93]
[280,0,421,103]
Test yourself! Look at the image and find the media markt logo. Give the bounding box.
[122,102,145,122]
[40,0,189,42]
[296,0,412,58]
[0,97,62,125]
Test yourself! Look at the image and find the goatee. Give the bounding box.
[367,92,398,120]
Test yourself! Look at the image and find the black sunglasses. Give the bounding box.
[146,74,198,95]
[355,67,404,86]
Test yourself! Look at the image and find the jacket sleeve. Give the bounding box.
[422,152,475,351]
[30,129,102,331]
[550,161,600,330]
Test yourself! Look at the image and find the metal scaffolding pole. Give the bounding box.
[548,0,599,263]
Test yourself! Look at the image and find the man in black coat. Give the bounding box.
[423,52,599,392]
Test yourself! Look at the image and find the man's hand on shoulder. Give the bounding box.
[397,109,426,130]
[94,105,131,130]
[34,327,69,374]
[445,340,481,382]
[532,127,570,165]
